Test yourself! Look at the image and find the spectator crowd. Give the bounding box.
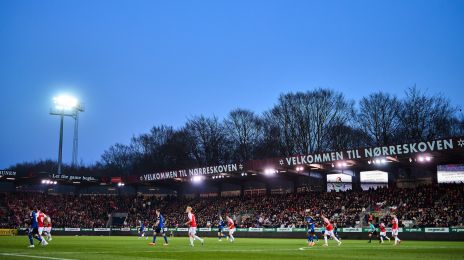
[1,184,462,229]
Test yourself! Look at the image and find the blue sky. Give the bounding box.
[0,0,463,168]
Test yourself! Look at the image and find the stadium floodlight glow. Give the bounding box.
[41,179,57,185]
[336,161,348,168]
[117,182,125,187]
[371,158,388,165]
[50,94,85,173]
[264,168,277,175]
[417,155,432,163]
[191,176,204,183]
[295,166,304,172]
[53,95,79,110]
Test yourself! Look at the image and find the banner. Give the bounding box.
[0,170,16,178]
[404,228,423,232]
[282,137,459,166]
[51,174,98,183]
[342,228,362,232]
[362,228,375,232]
[15,226,463,233]
[139,163,243,182]
[425,228,450,233]
[64,228,80,231]
[94,228,110,231]
[0,229,17,236]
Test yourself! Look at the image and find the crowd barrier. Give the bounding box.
[0,229,18,236]
[14,227,464,241]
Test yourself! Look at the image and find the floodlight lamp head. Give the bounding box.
[53,95,78,110]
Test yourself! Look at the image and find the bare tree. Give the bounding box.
[224,109,263,161]
[450,109,464,136]
[266,89,354,155]
[357,92,400,146]
[128,125,177,172]
[186,115,230,165]
[327,123,369,150]
[398,87,456,141]
[100,143,136,175]
[311,89,354,152]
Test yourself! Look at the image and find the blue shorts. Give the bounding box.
[218,227,224,232]
[28,227,39,235]
[308,228,315,234]
[155,227,165,234]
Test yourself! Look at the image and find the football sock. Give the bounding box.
[28,234,34,245]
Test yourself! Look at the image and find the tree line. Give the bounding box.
[9,87,464,176]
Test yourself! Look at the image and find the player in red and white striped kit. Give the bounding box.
[185,206,204,247]
[36,209,48,246]
[379,222,390,243]
[43,215,53,241]
[322,215,341,246]
[391,215,401,245]
[226,214,236,243]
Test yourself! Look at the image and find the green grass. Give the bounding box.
[0,236,463,260]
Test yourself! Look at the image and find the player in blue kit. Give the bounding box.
[27,208,47,248]
[149,209,169,246]
[138,220,148,239]
[218,216,226,241]
[306,215,316,246]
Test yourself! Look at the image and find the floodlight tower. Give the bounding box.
[50,95,84,174]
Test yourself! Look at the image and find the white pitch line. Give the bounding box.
[0,253,77,260]
[16,245,463,256]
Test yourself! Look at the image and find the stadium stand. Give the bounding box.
[1,183,463,229]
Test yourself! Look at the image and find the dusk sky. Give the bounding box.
[1,0,463,169]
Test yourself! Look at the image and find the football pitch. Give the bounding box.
[1,236,463,260]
